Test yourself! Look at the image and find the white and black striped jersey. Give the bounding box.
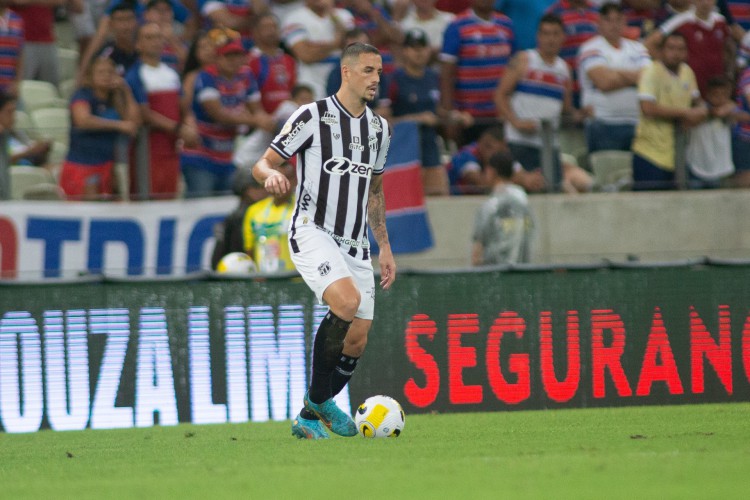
[269,94,391,260]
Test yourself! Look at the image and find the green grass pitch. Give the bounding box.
[1,403,749,499]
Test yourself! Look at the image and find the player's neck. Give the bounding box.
[335,90,367,117]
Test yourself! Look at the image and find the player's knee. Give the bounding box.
[337,292,361,320]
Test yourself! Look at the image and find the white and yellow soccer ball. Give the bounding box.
[355,395,405,438]
[216,252,257,274]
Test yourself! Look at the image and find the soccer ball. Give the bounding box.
[355,395,405,438]
[216,252,257,274]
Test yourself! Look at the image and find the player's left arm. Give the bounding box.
[368,173,396,290]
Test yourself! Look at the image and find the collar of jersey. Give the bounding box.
[331,94,366,120]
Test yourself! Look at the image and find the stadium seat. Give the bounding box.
[588,150,633,191]
[20,80,67,112]
[57,48,79,83]
[47,140,68,167]
[14,109,38,138]
[31,108,70,146]
[9,165,56,200]
[21,182,64,200]
[558,125,588,168]
[58,78,77,101]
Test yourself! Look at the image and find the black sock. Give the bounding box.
[330,354,359,397]
[308,311,352,404]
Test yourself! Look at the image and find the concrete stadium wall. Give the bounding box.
[395,190,750,270]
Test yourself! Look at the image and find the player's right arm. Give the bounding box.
[253,148,290,195]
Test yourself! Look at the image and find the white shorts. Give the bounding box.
[289,223,375,320]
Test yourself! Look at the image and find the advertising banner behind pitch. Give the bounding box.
[0,198,235,279]
[1,263,749,433]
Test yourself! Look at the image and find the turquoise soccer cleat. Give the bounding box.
[291,414,330,440]
[303,392,358,437]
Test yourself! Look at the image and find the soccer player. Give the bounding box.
[252,42,395,440]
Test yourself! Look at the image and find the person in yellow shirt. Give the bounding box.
[631,31,707,190]
[242,162,296,273]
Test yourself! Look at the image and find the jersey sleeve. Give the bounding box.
[269,105,316,159]
[372,117,391,175]
[439,21,460,63]
[125,65,147,105]
[637,62,658,102]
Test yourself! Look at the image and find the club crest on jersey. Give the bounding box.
[321,111,338,126]
[349,136,365,151]
[369,117,382,132]
[318,261,331,276]
[323,157,373,177]
[368,135,378,151]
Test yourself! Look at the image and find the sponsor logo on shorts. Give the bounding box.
[318,261,331,276]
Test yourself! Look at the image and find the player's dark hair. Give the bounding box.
[341,42,380,65]
[538,13,563,30]
[599,2,623,16]
[488,151,515,180]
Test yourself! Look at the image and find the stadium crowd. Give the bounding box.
[2,0,750,201]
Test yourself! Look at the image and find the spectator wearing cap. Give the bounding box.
[381,28,448,195]
[126,22,198,199]
[398,0,454,65]
[180,32,274,197]
[210,166,268,270]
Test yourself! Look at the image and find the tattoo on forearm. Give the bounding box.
[368,186,389,246]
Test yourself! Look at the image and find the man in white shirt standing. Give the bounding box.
[282,0,355,100]
[577,2,651,153]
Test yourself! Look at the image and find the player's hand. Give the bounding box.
[378,245,396,290]
[264,170,290,195]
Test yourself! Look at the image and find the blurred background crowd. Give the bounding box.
[1,0,749,202]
